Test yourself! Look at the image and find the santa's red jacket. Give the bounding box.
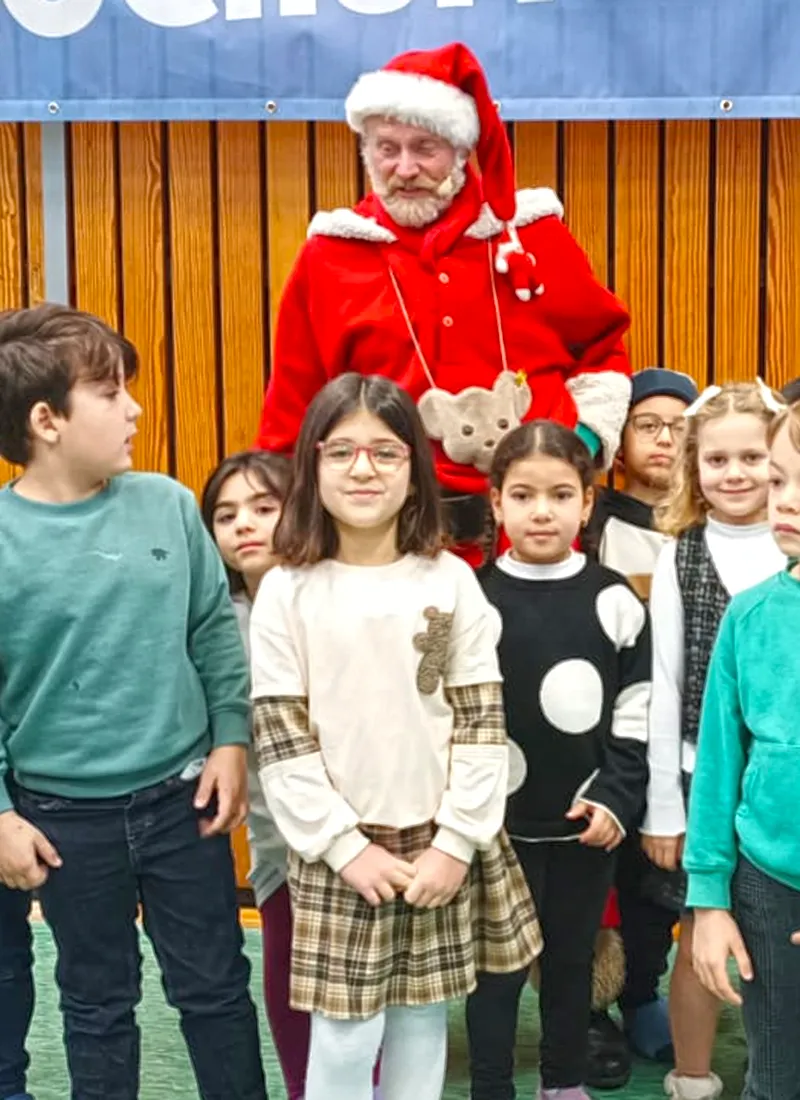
[256,171,632,486]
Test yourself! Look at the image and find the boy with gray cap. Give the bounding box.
[584,367,698,1089]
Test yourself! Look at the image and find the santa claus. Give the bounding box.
[256,42,632,565]
[256,40,633,1089]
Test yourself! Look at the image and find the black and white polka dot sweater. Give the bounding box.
[481,552,651,842]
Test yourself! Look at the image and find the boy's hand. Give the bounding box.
[404,847,469,909]
[0,809,62,889]
[194,745,248,837]
[566,801,623,851]
[693,907,753,1005]
[791,930,800,946]
[642,833,684,871]
[339,843,417,907]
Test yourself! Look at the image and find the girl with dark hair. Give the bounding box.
[250,374,540,1100]
[467,420,651,1100]
[201,450,310,1100]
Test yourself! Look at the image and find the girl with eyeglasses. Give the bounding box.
[249,373,540,1100]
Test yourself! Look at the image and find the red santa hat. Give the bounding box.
[345,42,516,224]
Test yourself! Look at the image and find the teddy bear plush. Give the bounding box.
[413,607,455,695]
[418,371,533,473]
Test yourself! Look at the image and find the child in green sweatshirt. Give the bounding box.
[0,305,267,1100]
[684,395,800,1100]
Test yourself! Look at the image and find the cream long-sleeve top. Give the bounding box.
[250,551,507,872]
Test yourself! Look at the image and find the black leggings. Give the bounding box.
[467,839,616,1096]
[615,830,677,1011]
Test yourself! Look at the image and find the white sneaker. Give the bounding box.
[664,1071,723,1100]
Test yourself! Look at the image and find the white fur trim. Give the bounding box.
[307,208,396,243]
[307,188,564,244]
[345,69,479,150]
[465,187,564,239]
[567,371,633,470]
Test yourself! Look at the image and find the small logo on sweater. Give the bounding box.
[150,548,169,561]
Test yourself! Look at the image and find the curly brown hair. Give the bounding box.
[656,381,780,537]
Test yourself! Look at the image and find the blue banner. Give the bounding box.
[1,0,799,122]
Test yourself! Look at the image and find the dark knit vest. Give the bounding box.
[674,527,730,765]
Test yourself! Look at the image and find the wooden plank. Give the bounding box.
[22,124,45,306]
[314,122,358,212]
[231,826,252,891]
[766,120,800,395]
[714,120,761,383]
[614,121,660,369]
[0,123,23,311]
[266,122,310,340]
[0,124,23,485]
[664,121,710,386]
[119,122,169,474]
[168,122,219,495]
[514,122,558,192]
[563,122,608,283]
[70,123,119,326]
[217,122,267,455]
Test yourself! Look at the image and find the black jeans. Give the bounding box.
[14,774,267,1100]
[467,839,616,1097]
[733,856,800,1100]
[615,831,676,1011]
[0,884,33,1100]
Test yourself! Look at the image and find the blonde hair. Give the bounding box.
[767,398,800,453]
[656,381,780,537]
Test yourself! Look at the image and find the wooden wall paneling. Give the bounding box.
[0,124,24,313]
[22,125,44,306]
[0,124,23,485]
[167,122,219,495]
[266,122,310,341]
[664,121,710,386]
[231,828,252,895]
[713,120,761,382]
[119,122,170,474]
[514,122,558,192]
[314,122,359,212]
[69,123,120,326]
[216,122,267,455]
[563,123,609,284]
[766,120,800,395]
[614,121,660,369]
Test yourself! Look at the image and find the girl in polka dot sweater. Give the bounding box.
[467,420,651,1100]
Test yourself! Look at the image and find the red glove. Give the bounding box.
[494,225,545,303]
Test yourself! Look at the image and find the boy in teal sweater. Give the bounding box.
[0,305,267,1100]
[684,397,800,1100]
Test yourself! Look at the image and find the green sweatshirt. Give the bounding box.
[684,567,800,909]
[0,473,250,813]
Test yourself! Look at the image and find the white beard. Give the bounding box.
[368,162,467,229]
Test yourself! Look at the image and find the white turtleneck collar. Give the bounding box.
[496,550,586,582]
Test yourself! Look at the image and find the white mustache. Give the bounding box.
[388,176,455,199]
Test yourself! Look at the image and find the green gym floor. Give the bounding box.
[27,924,747,1099]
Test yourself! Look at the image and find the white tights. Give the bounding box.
[305,1001,449,1100]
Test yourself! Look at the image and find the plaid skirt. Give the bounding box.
[286,821,542,1019]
